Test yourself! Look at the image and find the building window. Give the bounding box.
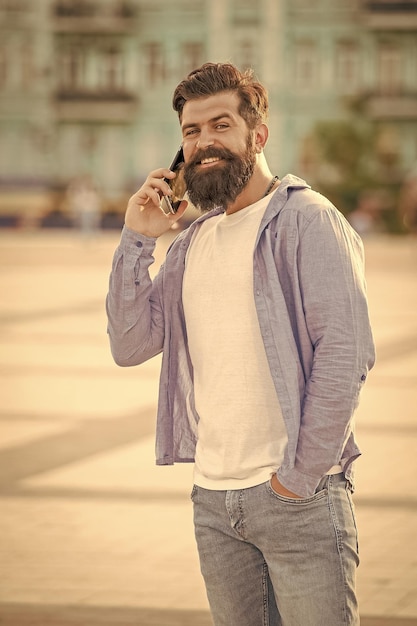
[378,43,403,94]
[20,40,34,90]
[57,38,128,94]
[99,45,124,92]
[143,42,166,87]
[291,0,320,11]
[54,0,96,17]
[232,0,260,24]
[59,42,86,91]
[335,41,359,93]
[295,40,318,91]
[236,39,257,72]
[0,37,34,91]
[0,44,7,89]
[0,0,28,13]
[181,42,203,76]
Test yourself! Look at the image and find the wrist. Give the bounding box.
[271,473,302,499]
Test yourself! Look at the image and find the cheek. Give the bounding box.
[182,142,196,163]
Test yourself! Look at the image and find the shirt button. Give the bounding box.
[360,374,367,381]
[135,241,143,248]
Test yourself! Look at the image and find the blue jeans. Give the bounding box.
[191,473,359,626]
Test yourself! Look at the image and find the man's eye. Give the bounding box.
[185,128,198,137]
[216,124,229,130]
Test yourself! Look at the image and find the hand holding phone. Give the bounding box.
[125,148,187,238]
[161,146,186,214]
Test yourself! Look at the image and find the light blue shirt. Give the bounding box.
[106,175,376,497]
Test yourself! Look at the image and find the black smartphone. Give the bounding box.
[161,146,186,214]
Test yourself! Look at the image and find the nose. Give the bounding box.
[196,129,215,149]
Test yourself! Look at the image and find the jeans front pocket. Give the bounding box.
[266,477,328,505]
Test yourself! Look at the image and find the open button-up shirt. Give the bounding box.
[106,174,375,497]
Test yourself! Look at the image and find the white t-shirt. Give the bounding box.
[182,193,288,490]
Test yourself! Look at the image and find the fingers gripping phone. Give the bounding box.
[161,146,186,214]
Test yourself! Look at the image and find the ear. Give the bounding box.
[254,123,269,153]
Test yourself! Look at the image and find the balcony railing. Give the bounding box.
[55,88,137,102]
[53,87,139,121]
[363,0,417,10]
[52,1,137,32]
[53,1,137,19]
[362,0,417,26]
[365,92,417,119]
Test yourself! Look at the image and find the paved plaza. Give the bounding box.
[0,227,416,626]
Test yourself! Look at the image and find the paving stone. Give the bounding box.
[0,230,416,625]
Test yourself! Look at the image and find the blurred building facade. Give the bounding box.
[0,0,416,223]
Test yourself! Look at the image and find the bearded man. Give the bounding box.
[106,62,375,626]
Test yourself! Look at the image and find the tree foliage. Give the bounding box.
[306,117,406,232]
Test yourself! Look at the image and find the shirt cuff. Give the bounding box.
[120,225,157,253]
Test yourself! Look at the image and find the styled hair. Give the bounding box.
[172,62,269,129]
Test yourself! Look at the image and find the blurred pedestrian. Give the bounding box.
[67,174,101,240]
[348,190,381,236]
[106,63,375,626]
[399,165,417,235]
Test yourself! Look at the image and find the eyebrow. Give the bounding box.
[181,112,235,133]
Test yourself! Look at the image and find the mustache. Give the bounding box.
[187,146,237,168]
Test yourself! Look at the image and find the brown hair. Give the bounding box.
[172,62,269,129]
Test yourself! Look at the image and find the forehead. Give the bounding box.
[181,91,243,127]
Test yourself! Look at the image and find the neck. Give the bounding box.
[225,164,279,215]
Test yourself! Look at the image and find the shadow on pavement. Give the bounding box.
[1,604,417,626]
[0,604,211,625]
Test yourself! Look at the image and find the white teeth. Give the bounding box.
[201,157,220,165]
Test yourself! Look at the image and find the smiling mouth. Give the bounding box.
[199,157,223,167]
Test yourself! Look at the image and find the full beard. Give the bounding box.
[183,135,256,212]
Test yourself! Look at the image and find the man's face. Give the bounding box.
[180,92,257,212]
